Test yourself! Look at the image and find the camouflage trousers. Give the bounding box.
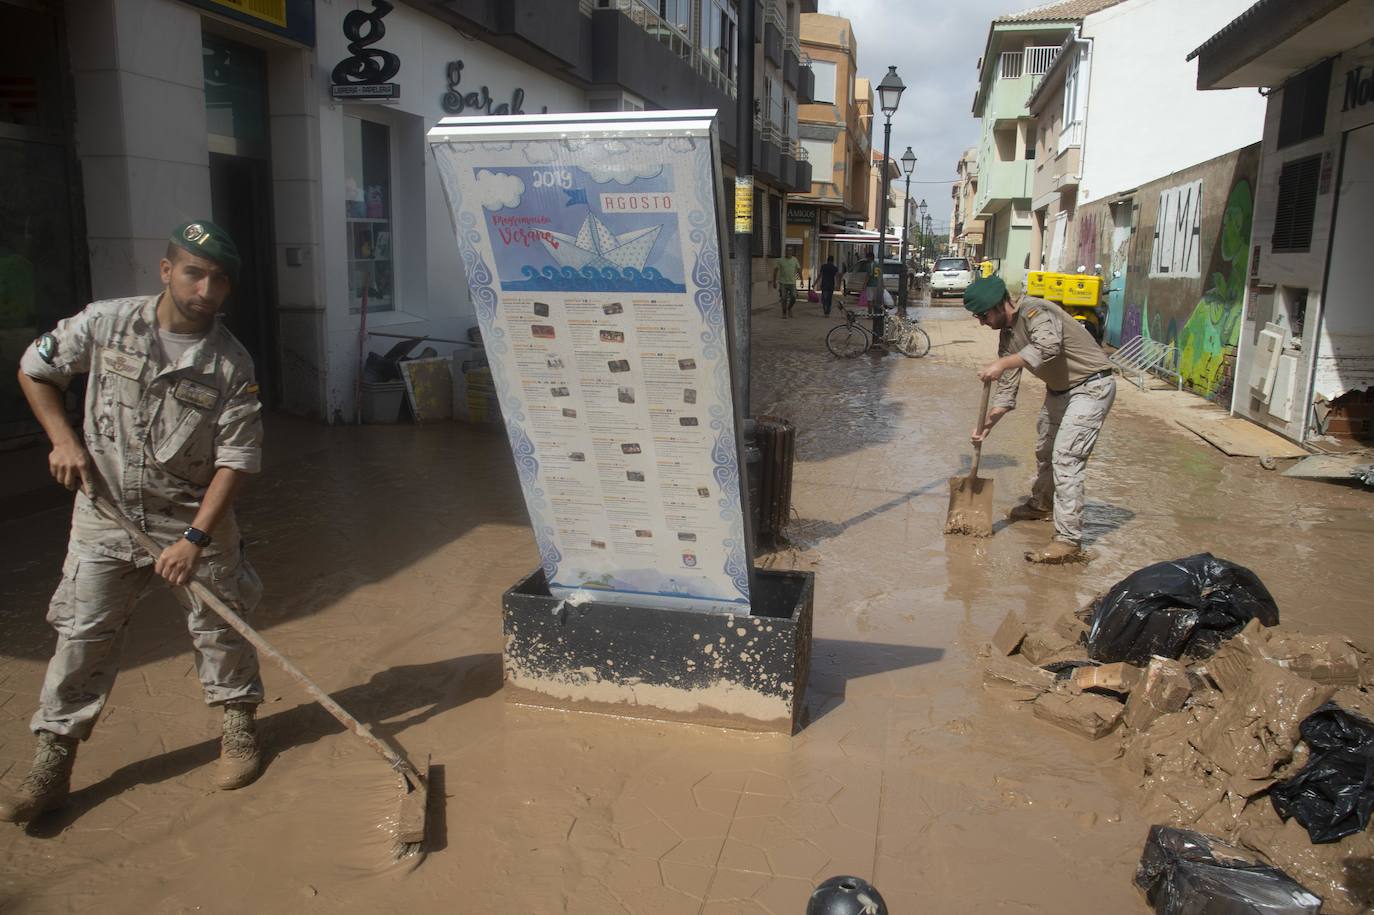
[31,544,264,741]
[1030,374,1116,543]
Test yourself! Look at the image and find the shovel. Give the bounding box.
[85,479,431,857]
[944,379,995,537]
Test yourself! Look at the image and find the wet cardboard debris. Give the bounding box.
[1033,689,1124,740]
[1124,657,1192,731]
[991,608,1029,656]
[1072,662,1144,695]
[1193,662,1335,788]
[983,654,1057,700]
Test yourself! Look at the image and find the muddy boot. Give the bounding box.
[216,702,261,791]
[0,730,78,823]
[1007,500,1053,522]
[1025,539,1086,564]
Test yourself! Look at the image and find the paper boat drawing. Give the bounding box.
[541,214,662,272]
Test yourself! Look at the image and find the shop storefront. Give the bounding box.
[310,1,587,420]
[1194,14,1374,442]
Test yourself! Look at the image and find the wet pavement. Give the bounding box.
[2,297,1373,913]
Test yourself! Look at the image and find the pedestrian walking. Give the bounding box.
[963,275,1116,564]
[817,255,839,316]
[2,221,266,823]
[771,249,802,318]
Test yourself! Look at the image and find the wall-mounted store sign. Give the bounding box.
[181,0,314,46]
[1340,50,1374,130]
[329,0,400,102]
[786,205,817,225]
[440,60,548,117]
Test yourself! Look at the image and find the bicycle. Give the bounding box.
[825,303,931,358]
[825,303,871,357]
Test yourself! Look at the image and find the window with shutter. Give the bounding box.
[1277,60,1332,149]
[1272,155,1321,252]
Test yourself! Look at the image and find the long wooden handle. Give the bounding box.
[87,488,422,786]
[970,380,991,481]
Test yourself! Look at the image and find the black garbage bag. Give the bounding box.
[1271,702,1374,844]
[1087,553,1279,664]
[1135,825,1322,914]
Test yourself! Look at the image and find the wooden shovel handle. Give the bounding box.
[970,379,991,481]
[85,483,423,788]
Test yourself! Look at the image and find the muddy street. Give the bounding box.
[2,304,1372,913]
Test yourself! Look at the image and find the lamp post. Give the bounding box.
[897,146,916,313]
[872,66,904,345]
[917,198,928,270]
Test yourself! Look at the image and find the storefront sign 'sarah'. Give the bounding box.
[441,60,550,117]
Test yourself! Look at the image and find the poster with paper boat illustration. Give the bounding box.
[427,111,752,615]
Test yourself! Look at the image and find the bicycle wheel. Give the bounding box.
[895,323,932,358]
[826,322,870,358]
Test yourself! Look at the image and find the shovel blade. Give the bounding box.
[944,475,994,537]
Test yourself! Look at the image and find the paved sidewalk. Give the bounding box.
[2,303,1372,913]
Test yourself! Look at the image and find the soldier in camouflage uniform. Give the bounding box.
[2,221,265,824]
[963,275,1116,564]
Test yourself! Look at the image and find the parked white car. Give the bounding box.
[930,256,975,299]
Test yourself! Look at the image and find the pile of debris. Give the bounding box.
[982,553,1374,914]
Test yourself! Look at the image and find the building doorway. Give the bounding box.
[203,31,279,406]
[0,1,87,443]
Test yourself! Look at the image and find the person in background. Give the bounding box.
[771,248,802,319]
[817,255,839,317]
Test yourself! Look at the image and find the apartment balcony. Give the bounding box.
[983,45,1060,127]
[974,158,1032,217]
[796,54,815,103]
[589,0,738,101]
[1030,121,1083,206]
[784,33,801,88]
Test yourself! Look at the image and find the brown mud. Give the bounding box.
[2,302,1373,913]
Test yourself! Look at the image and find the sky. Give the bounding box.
[817,0,1050,232]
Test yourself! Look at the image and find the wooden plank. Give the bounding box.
[1281,453,1374,480]
[1176,417,1308,459]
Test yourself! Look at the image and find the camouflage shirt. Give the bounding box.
[19,295,263,564]
[993,296,1114,410]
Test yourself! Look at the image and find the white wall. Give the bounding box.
[312,0,587,419]
[1078,0,1266,205]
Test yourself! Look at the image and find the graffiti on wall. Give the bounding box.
[1150,179,1203,278]
[1175,179,1252,398]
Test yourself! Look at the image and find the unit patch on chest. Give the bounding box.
[104,349,146,381]
[173,378,220,410]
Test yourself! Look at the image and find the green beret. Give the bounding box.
[169,220,240,281]
[963,275,1008,315]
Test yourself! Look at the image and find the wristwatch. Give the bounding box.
[183,527,212,548]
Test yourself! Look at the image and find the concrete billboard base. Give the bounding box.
[501,568,814,734]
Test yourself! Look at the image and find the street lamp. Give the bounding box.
[872,66,904,345]
[897,147,916,313]
[918,199,928,271]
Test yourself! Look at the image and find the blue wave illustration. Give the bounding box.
[502,265,687,293]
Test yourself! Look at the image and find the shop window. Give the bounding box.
[1277,59,1332,149]
[344,115,394,313]
[1271,155,1320,253]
